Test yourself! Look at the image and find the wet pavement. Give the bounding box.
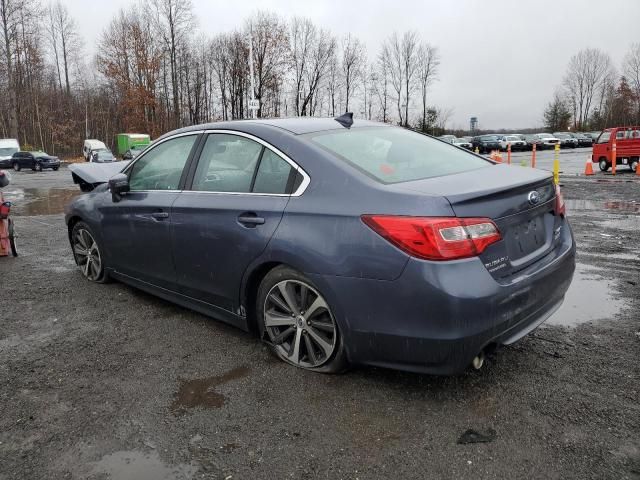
[1,165,639,480]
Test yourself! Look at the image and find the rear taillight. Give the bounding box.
[361,215,502,261]
[554,184,565,216]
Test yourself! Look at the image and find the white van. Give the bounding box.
[83,139,107,161]
[0,139,20,168]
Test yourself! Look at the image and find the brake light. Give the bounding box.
[361,215,502,261]
[555,184,565,216]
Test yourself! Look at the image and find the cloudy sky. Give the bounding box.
[67,0,640,129]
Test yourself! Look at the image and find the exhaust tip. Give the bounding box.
[472,352,485,370]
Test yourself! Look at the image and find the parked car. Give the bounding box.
[65,116,575,375]
[471,134,501,153]
[534,133,560,150]
[90,149,116,163]
[0,139,20,169]
[438,135,457,143]
[83,139,108,161]
[122,144,148,160]
[499,135,527,151]
[451,138,473,150]
[592,126,640,172]
[569,132,593,147]
[10,151,60,171]
[553,132,578,148]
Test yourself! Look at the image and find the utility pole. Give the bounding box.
[248,26,258,119]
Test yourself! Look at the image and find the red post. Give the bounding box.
[611,139,617,175]
[531,143,537,168]
[507,143,511,165]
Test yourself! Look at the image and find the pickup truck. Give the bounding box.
[592,126,640,172]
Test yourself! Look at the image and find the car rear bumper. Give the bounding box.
[307,218,576,375]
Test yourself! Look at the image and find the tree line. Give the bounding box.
[0,0,442,156]
[544,45,640,132]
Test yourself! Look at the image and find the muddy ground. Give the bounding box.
[0,165,638,480]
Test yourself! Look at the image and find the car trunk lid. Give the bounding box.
[398,164,561,278]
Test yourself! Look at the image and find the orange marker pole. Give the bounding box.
[507,143,512,165]
[531,143,536,168]
[611,140,617,175]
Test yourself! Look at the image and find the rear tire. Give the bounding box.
[34,163,42,172]
[53,166,59,171]
[256,266,348,373]
[631,158,639,173]
[599,158,610,172]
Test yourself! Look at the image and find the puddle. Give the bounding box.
[171,366,250,413]
[91,450,197,480]
[546,264,624,327]
[2,187,81,215]
[565,199,640,212]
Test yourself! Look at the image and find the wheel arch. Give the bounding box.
[241,261,287,336]
[66,215,83,244]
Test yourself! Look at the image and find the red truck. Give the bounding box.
[592,126,640,172]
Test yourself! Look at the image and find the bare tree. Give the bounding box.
[563,48,614,130]
[148,0,194,128]
[416,43,439,132]
[623,42,640,122]
[49,1,78,95]
[326,50,340,116]
[340,33,365,113]
[246,11,289,118]
[372,51,390,122]
[0,0,35,138]
[289,18,335,116]
[381,31,420,127]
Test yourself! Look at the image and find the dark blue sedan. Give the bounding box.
[64,116,575,374]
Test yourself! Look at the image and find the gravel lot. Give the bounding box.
[1,164,638,480]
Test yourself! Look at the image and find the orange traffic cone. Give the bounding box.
[584,160,594,176]
[636,161,640,176]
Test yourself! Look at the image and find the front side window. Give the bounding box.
[307,127,490,184]
[128,135,197,191]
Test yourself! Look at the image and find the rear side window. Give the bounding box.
[253,149,294,194]
[192,134,262,193]
[306,127,490,184]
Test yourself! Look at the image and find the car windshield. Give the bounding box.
[596,131,610,144]
[30,151,47,156]
[0,147,18,156]
[505,136,518,141]
[555,133,569,138]
[306,127,491,184]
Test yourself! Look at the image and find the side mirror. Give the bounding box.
[108,173,129,202]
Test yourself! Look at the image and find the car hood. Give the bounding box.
[69,161,129,184]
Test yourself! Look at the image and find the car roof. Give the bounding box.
[156,117,390,141]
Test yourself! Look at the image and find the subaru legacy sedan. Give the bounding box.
[64,116,575,374]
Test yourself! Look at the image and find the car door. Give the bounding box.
[171,131,303,312]
[100,133,200,289]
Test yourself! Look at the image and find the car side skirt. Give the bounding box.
[108,269,249,332]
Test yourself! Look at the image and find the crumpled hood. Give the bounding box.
[69,161,129,184]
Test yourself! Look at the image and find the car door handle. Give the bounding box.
[151,211,169,220]
[238,213,265,226]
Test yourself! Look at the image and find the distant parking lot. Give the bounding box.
[1,165,639,479]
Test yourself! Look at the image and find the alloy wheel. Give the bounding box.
[263,280,337,368]
[73,228,102,281]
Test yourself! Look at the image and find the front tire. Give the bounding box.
[256,266,348,373]
[12,162,21,172]
[631,159,638,173]
[71,221,108,283]
[599,158,610,172]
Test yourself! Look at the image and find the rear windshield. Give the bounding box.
[306,127,491,184]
